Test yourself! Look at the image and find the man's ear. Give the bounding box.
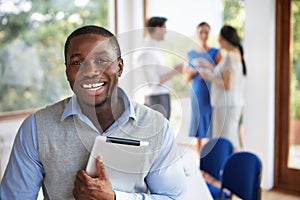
[65,63,69,81]
[65,63,71,82]
[117,58,124,77]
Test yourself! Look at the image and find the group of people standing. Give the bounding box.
[139,17,246,151]
[185,22,246,151]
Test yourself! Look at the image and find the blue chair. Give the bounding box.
[220,152,262,200]
[200,137,234,198]
[200,137,234,181]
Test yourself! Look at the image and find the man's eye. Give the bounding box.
[95,59,110,65]
[73,61,84,65]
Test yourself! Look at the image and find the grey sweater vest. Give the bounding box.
[35,98,166,199]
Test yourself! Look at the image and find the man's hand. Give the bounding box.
[174,62,184,73]
[197,59,214,72]
[73,156,115,200]
[199,71,212,81]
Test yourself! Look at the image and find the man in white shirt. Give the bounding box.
[135,17,182,120]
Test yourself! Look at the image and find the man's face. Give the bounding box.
[65,34,123,108]
[156,22,167,41]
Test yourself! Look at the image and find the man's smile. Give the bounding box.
[81,82,105,91]
[79,80,108,96]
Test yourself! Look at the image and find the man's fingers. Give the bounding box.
[77,170,91,182]
[96,156,109,180]
[73,171,85,199]
[72,187,78,199]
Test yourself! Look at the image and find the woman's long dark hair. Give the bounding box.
[220,25,247,76]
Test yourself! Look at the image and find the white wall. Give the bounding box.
[116,0,144,34]
[243,0,275,189]
[115,0,145,95]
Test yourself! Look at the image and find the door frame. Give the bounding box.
[274,0,300,194]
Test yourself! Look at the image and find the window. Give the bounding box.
[0,0,110,113]
[289,0,300,170]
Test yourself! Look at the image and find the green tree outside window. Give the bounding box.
[0,0,108,112]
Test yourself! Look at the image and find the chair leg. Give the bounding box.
[258,187,262,200]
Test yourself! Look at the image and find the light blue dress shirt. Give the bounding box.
[0,88,186,199]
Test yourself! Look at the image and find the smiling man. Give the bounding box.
[0,26,186,200]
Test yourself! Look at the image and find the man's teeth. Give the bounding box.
[82,83,104,89]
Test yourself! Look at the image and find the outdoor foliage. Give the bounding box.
[223,0,245,38]
[291,73,300,119]
[0,0,108,112]
[291,1,300,119]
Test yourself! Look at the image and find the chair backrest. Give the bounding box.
[200,137,234,180]
[221,152,262,200]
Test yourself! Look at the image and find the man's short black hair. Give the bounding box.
[64,25,121,64]
[146,16,167,34]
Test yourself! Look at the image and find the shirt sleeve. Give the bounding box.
[114,122,187,200]
[136,51,161,85]
[0,114,43,200]
[221,53,234,71]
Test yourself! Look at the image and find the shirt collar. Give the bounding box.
[61,87,136,130]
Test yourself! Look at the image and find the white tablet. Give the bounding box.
[86,136,149,188]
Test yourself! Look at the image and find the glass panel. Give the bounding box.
[0,0,109,113]
[289,0,300,169]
